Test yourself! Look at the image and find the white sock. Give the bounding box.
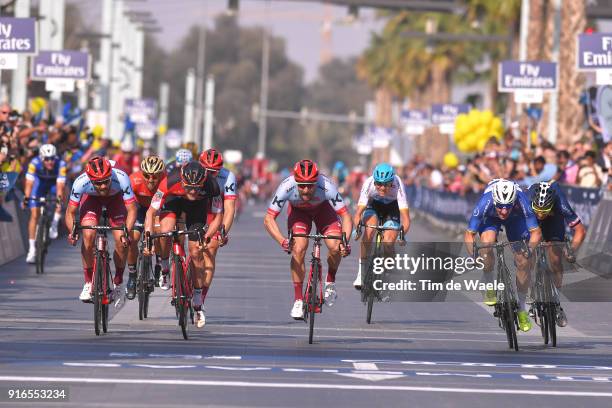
[53,212,61,224]
[358,258,363,275]
[28,239,35,252]
[517,291,527,312]
[160,258,169,272]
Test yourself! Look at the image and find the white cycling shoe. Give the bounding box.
[194,308,206,328]
[324,282,337,306]
[290,299,304,320]
[26,250,36,264]
[159,272,170,291]
[79,282,92,302]
[49,224,59,240]
[353,270,362,290]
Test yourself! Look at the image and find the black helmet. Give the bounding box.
[531,181,556,211]
[180,161,207,187]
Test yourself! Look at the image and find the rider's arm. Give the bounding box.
[144,204,156,235]
[206,196,223,239]
[353,204,366,227]
[222,198,236,234]
[339,209,353,241]
[23,161,37,200]
[464,230,476,257]
[571,222,586,252]
[64,201,78,232]
[56,160,68,201]
[399,208,410,235]
[124,201,137,232]
[528,226,542,250]
[23,178,34,201]
[264,212,285,245]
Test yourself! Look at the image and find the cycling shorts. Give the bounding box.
[79,193,127,227]
[477,210,532,242]
[29,179,57,209]
[362,199,400,229]
[287,201,342,235]
[159,196,209,240]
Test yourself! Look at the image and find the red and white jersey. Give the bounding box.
[214,167,237,200]
[69,168,136,207]
[149,167,222,213]
[130,170,166,208]
[357,175,408,210]
[267,174,347,218]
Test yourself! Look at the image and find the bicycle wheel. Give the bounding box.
[93,252,104,336]
[173,254,188,340]
[308,262,319,344]
[143,256,152,319]
[35,215,46,275]
[102,261,110,334]
[539,305,549,344]
[365,236,382,324]
[137,254,145,320]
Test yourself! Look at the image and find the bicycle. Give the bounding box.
[355,221,404,324]
[288,230,347,344]
[72,210,128,336]
[147,224,206,340]
[134,222,155,320]
[32,195,58,275]
[473,241,520,351]
[530,240,573,347]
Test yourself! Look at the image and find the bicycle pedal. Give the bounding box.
[170,299,176,306]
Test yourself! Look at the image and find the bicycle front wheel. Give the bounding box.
[173,254,188,340]
[308,262,319,344]
[35,216,46,275]
[93,252,104,336]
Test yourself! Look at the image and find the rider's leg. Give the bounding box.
[27,206,41,259]
[202,241,219,305]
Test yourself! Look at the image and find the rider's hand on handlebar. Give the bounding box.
[21,196,29,210]
[67,233,79,246]
[564,247,576,263]
[340,243,351,257]
[120,234,130,248]
[281,238,291,253]
[219,234,229,247]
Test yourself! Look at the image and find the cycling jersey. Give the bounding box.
[149,168,222,213]
[528,181,581,241]
[267,174,347,218]
[165,160,179,175]
[467,181,539,241]
[214,167,237,200]
[130,170,166,208]
[69,167,136,207]
[25,156,67,184]
[357,175,408,209]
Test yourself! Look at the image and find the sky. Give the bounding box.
[68,0,386,83]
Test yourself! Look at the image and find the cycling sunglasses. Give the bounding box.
[42,157,56,162]
[374,181,392,187]
[532,203,553,215]
[494,203,513,210]
[143,172,161,180]
[297,183,316,189]
[183,185,201,192]
[92,178,111,187]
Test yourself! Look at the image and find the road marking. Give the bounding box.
[63,363,121,367]
[353,362,379,371]
[1,375,612,396]
[416,372,492,379]
[133,364,196,369]
[337,362,406,381]
[522,375,539,380]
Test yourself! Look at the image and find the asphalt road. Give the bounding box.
[1,204,612,407]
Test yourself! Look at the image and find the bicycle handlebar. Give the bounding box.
[146,224,209,251]
[354,222,405,242]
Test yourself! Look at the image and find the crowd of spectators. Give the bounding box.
[402,121,612,195]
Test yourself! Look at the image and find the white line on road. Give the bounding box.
[1,375,612,397]
[353,362,379,371]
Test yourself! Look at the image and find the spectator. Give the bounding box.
[522,155,557,186]
[597,141,611,189]
[554,150,579,184]
[577,151,605,188]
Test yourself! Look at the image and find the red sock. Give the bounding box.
[326,268,337,283]
[83,267,93,283]
[293,282,303,301]
[114,268,125,285]
[201,286,209,304]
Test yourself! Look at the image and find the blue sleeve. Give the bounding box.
[553,183,581,227]
[467,192,492,232]
[517,190,539,231]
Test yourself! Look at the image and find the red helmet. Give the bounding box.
[199,148,223,170]
[85,156,112,181]
[293,159,318,183]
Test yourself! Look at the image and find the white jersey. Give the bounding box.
[267,174,347,217]
[357,175,408,210]
[69,168,136,206]
[215,167,237,200]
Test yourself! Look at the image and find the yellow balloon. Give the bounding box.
[158,124,167,135]
[477,137,489,152]
[443,152,459,168]
[457,140,470,152]
[530,130,538,145]
[92,125,104,139]
[491,117,503,133]
[482,110,493,127]
[30,97,47,115]
[475,126,488,141]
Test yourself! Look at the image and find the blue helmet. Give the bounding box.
[333,161,345,171]
[373,163,394,183]
[175,148,193,165]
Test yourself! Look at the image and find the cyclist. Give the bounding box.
[166,148,193,174]
[65,156,137,303]
[125,156,167,300]
[464,179,542,332]
[528,181,586,327]
[264,159,352,320]
[198,149,237,309]
[144,161,222,328]
[352,163,411,289]
[22,144,67,263]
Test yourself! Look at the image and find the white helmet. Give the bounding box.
[39,144,57,159]
[492,179,517,206]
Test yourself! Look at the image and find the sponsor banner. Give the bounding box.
[577,33,612,70]
[430,104,470,125]
[0,17,37,54]
[165,129,182,149]
[0,53,18,70]
[498,60,558,92]
[31,50,90,80]
[125,98,157,124]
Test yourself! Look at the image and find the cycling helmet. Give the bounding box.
[532,181,556,211]
[333,161,345,171]
[373,163,394,183]
[199,148,224,170]
[39,144,57,160]
[180,161,207,187]
[293,159,318,183]
[85,156,113,182]
[175,148,193,165]
[492,179,517,206]
[140,155,165,175]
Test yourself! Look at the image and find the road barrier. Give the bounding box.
[0,199,26,266]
